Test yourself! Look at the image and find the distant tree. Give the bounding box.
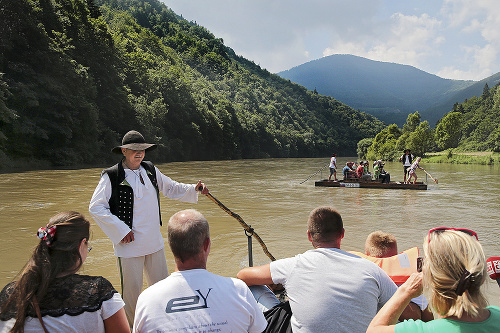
[393,111,426,155]
[434,112,462,150]
[494,83,500,110]
[452,102,465,113]
[491,127,500,152]
[0,75,17,150]
[403,111,421,132]
[395,131,410,153]
[357,137,373,159]
[482,83,490,98]
[366,124,401,161]
[406,121,432,157]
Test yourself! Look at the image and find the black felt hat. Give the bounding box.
[112,130,157,154]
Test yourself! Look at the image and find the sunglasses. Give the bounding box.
[428,227,478,244]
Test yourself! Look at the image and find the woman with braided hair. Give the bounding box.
[367,227,500,333]
[0,211,129,333]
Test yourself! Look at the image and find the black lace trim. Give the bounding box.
[0,274,118,320]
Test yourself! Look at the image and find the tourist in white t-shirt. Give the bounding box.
[328,153,338,181]
[237,207,420,333]
[133,209,267,333]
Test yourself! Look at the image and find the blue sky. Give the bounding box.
[163,0,500,81]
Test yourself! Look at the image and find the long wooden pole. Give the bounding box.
[300,164,329,184]
[202,191,276,262]
[422,169,438,184]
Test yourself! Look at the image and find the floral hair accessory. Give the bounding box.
[37,225,57,246]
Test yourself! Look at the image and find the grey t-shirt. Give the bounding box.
[270,247,397,333]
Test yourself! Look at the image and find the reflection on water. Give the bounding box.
[1,158,499,305]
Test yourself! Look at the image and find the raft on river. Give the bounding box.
[315,179,428,190]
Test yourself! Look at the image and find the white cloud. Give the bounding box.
[323,42,364,57]
[162,0,499,80]
[463,19,482,34]
[324,13,441,70]
[437,0,500,79]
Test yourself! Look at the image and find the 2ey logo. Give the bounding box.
[166,289,213,313]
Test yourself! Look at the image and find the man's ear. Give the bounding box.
[307,230,313,243]
[341,228,345,239]
[203,237,211,253]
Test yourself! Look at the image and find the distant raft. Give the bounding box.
[315,179,427,190]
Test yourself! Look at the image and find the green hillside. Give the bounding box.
[360,83,500,162]
[0,0,384,169]
[449,83,500,152]
[420,72,500,126]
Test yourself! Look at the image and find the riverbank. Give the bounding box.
[423,151,500,165]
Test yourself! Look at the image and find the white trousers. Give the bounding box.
[118,248,169,326]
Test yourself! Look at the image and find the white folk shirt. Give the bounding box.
[89,165,198,258]
[401,154,413,166]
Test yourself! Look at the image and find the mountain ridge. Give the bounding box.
[278,54,499,126]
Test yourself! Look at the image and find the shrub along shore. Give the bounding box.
[423,151,500,165]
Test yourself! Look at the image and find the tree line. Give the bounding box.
[358,83,500,161]
[0,0,384,170]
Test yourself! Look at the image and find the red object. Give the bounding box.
[486,257,500,287]
[427,227,478,244]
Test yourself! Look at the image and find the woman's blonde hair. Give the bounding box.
[423,230,487,318]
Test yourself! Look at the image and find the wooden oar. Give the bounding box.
[201,190,276,261]
[422,169,438,184]
[300,164,329,184]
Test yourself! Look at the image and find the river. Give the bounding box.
[1,157,499,305]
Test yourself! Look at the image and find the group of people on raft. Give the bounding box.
[1,131,498,333]
[238,208,500,333]
[328,149,425,184]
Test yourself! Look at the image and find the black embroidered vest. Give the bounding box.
[401,154,414,165]
[102,160,162,229]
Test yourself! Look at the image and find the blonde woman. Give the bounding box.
[367,227,500,332]
[406,157,422,184]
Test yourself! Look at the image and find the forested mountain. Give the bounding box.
[445,83,500,152]
[0,0,383,169]
[278,54,500,126]
[421,72,500,126]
